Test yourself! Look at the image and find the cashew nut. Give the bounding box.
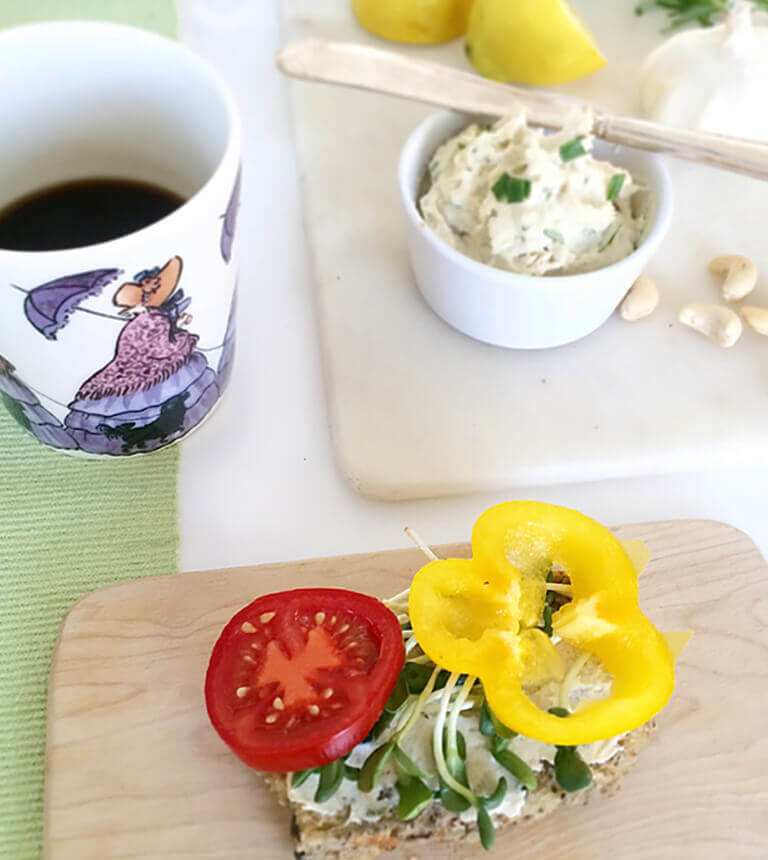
[620,275,659,321]
[709,255,757,302]
[678,303,742,348]
[740,305,768,336]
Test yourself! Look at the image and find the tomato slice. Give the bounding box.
[205,587,405,772]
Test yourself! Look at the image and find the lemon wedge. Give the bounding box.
[352,0,474,44]
[466,0,606,85]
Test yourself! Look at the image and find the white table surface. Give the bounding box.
[175,0,768,572]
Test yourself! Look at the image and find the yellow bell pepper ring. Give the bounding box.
[409,501,689,746]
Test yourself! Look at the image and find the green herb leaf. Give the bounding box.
[481,700,517,739]
[291,768,317,789]
[385,673,408,713]
[314,758,345,803]
[492,172,531,204]
[456,730,467,760]
[476,805,496,850]
[439,779,472,812]
[343,763,361,781]
[479,701,495,737]
[540,604,553,637]
[359,741,394,793]
[490,734,508,756]
[548,706,570,718]
[607,173,625,201]
[396,776,434,820]
[404,662,450,694]
[392,744,430,781]
[442,727,468,785]
[633,0,760,30]
[554,746,593,792]
[480,776,508,811]
[491,748,537,791]
[559,138,586,162]
[369,709,393,741]
[544,228,564,244]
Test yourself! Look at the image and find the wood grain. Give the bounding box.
[44,520,768,859]
[277,39,768,182]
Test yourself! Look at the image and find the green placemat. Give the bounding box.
[0,5,178,859]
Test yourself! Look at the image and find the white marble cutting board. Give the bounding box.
[283,0,768,500]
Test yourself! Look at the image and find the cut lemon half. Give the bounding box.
[466,0,606,85]
[352,0,474,44]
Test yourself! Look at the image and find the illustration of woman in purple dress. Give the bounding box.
[3,170,240,454]
[63,256,222,454]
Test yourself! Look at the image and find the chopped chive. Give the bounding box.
[607,173,625,201]
[544,228,564,244]
[559,137,586,162]
[598,225,621,253]
[491,172,531,204]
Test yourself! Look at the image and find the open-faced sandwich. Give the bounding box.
[205,502,691,859]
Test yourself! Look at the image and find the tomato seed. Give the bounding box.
[260,612,276,624]
[308,704,320,716]
[250,642,261,650]
[273,697,285,710]
[322,688,334,699]
[236,686,250,699]
[315,612,326,625]
[241,622,257,634]
[329,616,337,626]
[265,713,278,724]
[242,654,256,664]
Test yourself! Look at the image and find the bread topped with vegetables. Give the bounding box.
[205,502,691,859]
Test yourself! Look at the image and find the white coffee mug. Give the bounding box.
[0,21,241,456]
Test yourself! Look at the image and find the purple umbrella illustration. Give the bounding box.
[220,167,241,263]
[14,268,123,340]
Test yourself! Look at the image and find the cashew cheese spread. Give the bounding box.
[419,111,648,276]
[287,647,624,826]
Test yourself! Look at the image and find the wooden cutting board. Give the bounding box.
[284,0,768,499]
[44,519,768,859]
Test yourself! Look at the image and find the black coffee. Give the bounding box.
[0,178,185,251]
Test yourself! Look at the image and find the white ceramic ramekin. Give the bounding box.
[398,110,673,349]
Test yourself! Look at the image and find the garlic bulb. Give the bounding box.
[638,1,768,142]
